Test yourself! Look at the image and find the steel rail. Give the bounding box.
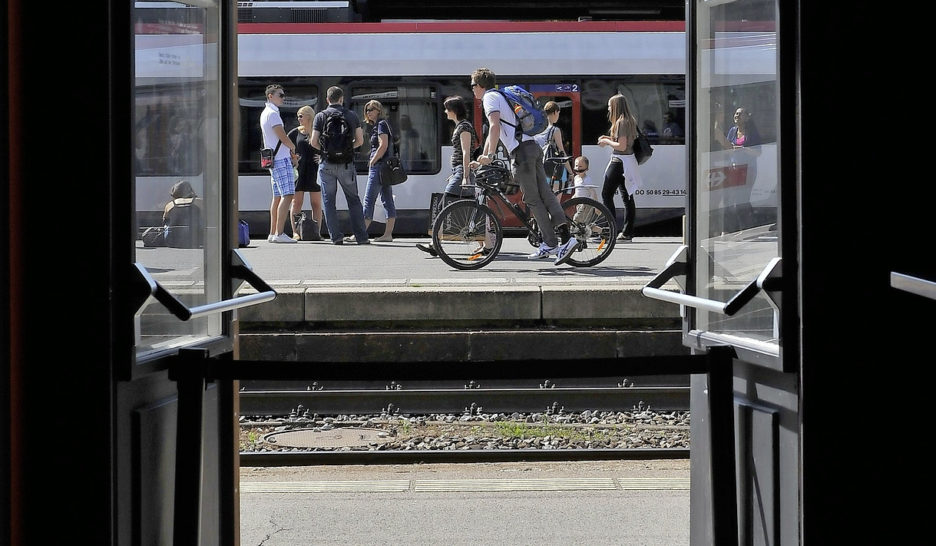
[239,447,690,466]
[239,386,690,416]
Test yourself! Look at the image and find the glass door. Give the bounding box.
[693,0,783,360]
[132,0,223,360]
[644,0,791,369]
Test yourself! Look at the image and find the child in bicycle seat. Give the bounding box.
[572,156,600,228]
[572,156,599,201]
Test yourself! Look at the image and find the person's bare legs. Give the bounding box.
[277,195,294,236]
[292,191,306,217]
[375,217,395,241]
[310,191,323,225]
[291,191,306,239]
[269,196,282,239]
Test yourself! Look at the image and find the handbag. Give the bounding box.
[295,212,321,241]
[380,156,408,186]
[259,140,281,169]
[261,127,300,169]
[238,219,250,247]
[377,122,407,185]
[632,128,653,165]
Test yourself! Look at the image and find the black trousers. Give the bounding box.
[601,159,636,238]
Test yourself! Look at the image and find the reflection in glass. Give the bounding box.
[695,0,780,346]
[133,1,222,358]
[351,85,440,175]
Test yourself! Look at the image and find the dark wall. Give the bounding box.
[7,1,117,543]
[800,3,934,544]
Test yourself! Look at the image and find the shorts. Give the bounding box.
[270,157,296,197]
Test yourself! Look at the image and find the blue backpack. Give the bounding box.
[491,85,548,140]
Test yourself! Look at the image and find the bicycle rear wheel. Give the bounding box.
[560,197,617,267]
[432,200,502,270]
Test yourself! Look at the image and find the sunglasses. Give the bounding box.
[366,107,379,112]
[275,92,286,98]
[573,168,587,173]
[470,82,480,89]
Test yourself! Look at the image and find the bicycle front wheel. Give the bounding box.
[560,197,617,267]
[432,200,503,270]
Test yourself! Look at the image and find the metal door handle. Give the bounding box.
[891,272,936,301]
[642,245,782,315]
[131,249,276,320]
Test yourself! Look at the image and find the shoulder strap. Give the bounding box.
[483,89,518,130]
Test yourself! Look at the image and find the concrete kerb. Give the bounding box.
[235,280,682,325]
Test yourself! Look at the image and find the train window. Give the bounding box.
[580,79,686,147]
[350,85,440,175]
[237,81,320,175]
[133,0,224,359]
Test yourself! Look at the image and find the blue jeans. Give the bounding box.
[443,164,475,197]
[318,161,368,243]
[363,160,397,220]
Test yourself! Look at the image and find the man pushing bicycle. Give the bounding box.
[468,67,580,266]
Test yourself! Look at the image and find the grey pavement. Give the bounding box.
[239,459,690,546]
[236,235,685,287]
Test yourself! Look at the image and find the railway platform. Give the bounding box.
[223,235,688,361]
[239,458,691,545]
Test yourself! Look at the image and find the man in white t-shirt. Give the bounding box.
[259,84,299,243]
[468,67,579,265]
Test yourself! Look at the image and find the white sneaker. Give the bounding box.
[273,233,297,244]
[554,237,580,266]
[527,243,557,259]
[267,234,276,243]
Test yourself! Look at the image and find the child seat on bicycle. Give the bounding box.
[474,161,519,195]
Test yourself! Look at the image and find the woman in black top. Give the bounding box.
[362,100,396,241]
[417,95,480,256]
[290,105,322,240]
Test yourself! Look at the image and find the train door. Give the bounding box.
[642,0,798,543]
[474,84,582,228]
[121,2,255,544]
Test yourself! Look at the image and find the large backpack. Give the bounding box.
[491,86,548,140]
[319,108,355,164]
[164,198,203,248]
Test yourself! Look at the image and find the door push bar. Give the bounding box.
[130,249,276,320]
[891,272,936,302]
[642,245,782,316]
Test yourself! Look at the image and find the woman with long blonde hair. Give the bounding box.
[597,94,644,241]
[290,104,323,240]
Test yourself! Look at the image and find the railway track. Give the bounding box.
[238,376,690,417]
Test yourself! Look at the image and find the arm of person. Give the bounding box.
[459,130,473,183]
[598,131,628,151]
[369,133,389,167]
[353,127,365,149]
[309,129,321,151]
[473,110,501,167]
[552,127,573,176]
[273,124,297,155]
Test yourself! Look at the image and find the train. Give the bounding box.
[134,3,690,236]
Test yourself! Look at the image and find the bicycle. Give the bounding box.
[431,158,616,270]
